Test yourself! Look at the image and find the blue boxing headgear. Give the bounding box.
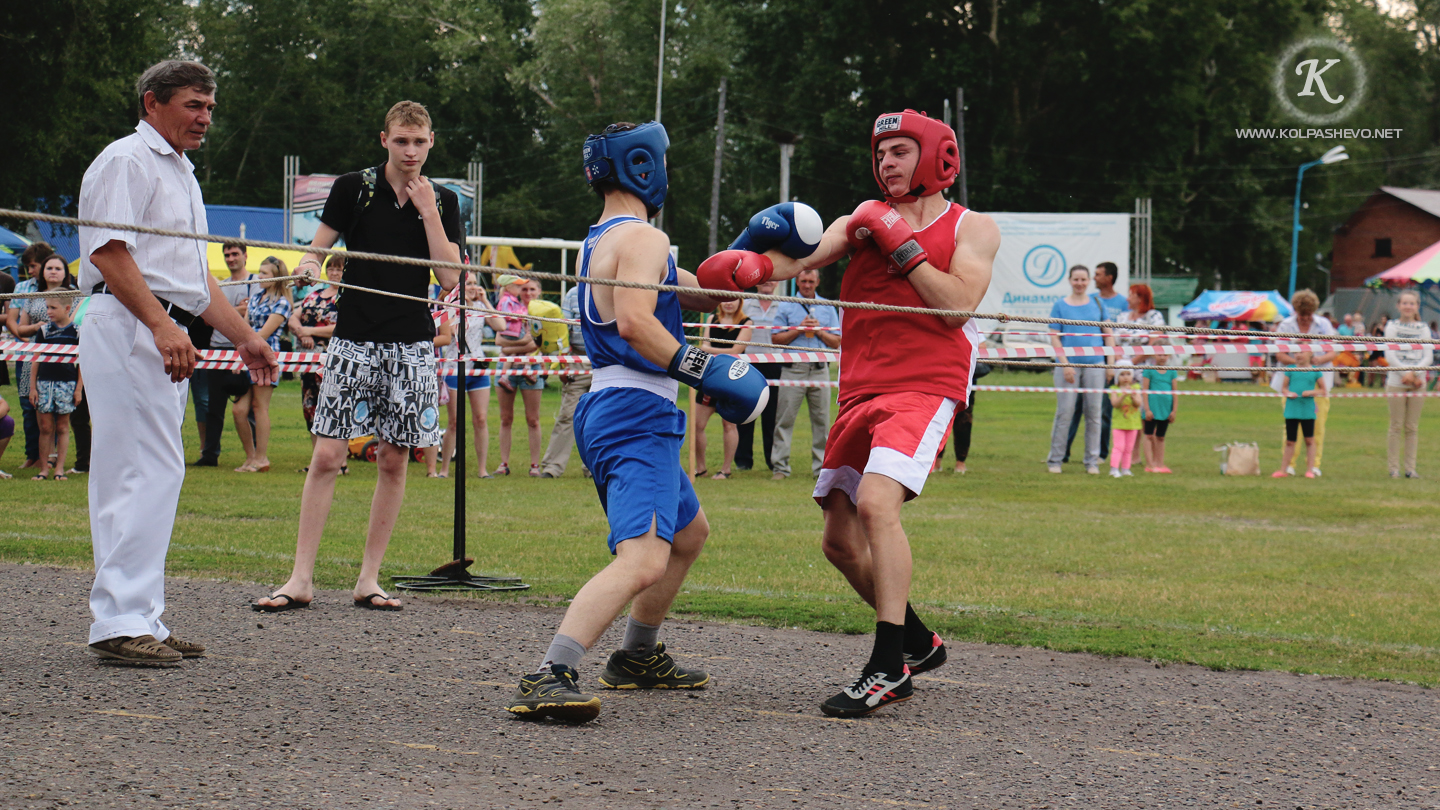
[582,122,670,216]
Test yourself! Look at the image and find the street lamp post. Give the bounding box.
[1289,144,1348,298]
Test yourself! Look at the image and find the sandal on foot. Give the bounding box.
[53,474,68,481]
[354,593,402,611]
[339,465,349,475]
[478,472,493,479]
[529,464,542,477]
[0,470,11,479]
[251,593,311,613]
[694,468,709,479]
[711,471,731,480]
[32,473,47,480]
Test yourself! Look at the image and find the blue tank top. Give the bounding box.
[580,216,685,374]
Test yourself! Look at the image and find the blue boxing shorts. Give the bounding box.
[574,386,700,553]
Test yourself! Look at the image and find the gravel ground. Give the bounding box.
[1,563,1436,810]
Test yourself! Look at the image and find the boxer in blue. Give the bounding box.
[505,122,771,723]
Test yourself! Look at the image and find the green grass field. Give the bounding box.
[3,369,1438,685]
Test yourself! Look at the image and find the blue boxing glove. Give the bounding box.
[728,202,824,259]
[667,345,771,424]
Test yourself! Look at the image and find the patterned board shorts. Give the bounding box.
[311,339,442,447]
[35,380,79,415]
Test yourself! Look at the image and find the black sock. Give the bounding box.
[903,602,934,654]
[865,621,906,675]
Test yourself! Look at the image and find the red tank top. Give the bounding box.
[838,201,978,403]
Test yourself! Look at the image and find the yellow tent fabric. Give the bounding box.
[204,243,329,278]
[64,248,324,280]
[482,245,532,272]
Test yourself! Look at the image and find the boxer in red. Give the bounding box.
[698,110,998,717]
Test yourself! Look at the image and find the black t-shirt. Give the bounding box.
[36,322,80,383]
[320,166,463,343]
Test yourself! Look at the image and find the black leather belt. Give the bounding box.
[91,282,198,328]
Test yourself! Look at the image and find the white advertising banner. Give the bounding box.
[980,213,1131,320]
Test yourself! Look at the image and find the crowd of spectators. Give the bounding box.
[0,242,90,480]
[3,241,1436,482]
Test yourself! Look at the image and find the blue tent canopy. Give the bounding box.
[1179,290,1295,323]
[0,225,28,252]
[0,225,28,273]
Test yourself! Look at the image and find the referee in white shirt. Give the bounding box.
[79,61,277,666]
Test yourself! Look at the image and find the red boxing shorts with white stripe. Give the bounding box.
[813,391,958,505]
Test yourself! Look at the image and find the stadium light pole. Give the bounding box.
[1289,144,1348,298]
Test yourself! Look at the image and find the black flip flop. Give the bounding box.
[251,593,311,613]
[354,593,402,611]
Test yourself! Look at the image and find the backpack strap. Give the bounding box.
[352,166,444,224]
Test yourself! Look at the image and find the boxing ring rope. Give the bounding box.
[5,207,1439,347]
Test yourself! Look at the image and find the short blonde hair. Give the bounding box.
[384,100,432,133]
[1291,289,1320,317]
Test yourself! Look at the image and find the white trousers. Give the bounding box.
[80,295,189,643]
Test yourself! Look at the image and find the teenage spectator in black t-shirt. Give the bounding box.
[254,101,461,613]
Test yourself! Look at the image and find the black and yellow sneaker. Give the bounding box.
[505,664,601,722]
[597,642,711,689]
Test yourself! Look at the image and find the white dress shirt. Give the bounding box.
[78,120,212,315]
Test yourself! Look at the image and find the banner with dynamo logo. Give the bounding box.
[980,213,1132,321]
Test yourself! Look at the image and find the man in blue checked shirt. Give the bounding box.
[769,268,842,479]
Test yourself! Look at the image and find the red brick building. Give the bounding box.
[1332,186,1440,288]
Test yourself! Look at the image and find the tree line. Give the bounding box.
[5,0,1440,295]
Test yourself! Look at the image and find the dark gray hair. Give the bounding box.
[136,61,216,116]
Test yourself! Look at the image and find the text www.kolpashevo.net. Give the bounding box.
[1235,127,1403,139]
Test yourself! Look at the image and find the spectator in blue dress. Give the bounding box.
[232,257,291,473]
[1047,265,1113,474]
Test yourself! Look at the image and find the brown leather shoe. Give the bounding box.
[89,635,183,666]
[162,635,207,658]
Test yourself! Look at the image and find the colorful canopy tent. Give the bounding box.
[1365,238,1440,288]
[0,225,29,273]
[1179,290,1294,322]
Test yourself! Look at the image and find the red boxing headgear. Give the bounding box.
[871,110,960,203]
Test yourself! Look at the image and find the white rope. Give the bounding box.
[5,207,1436,346]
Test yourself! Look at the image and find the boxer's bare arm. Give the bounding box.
[611,226,684,368]
[909,211,999,329]
[764,218,854,281]
[675,268,720,313]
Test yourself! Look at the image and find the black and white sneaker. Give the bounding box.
[820,666,913,718]
[903,632,948,675]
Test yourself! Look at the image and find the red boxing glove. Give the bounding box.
[696,249,775,294]
[846,200,928,276]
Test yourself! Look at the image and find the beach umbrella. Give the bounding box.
[1178,290,1295,322]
